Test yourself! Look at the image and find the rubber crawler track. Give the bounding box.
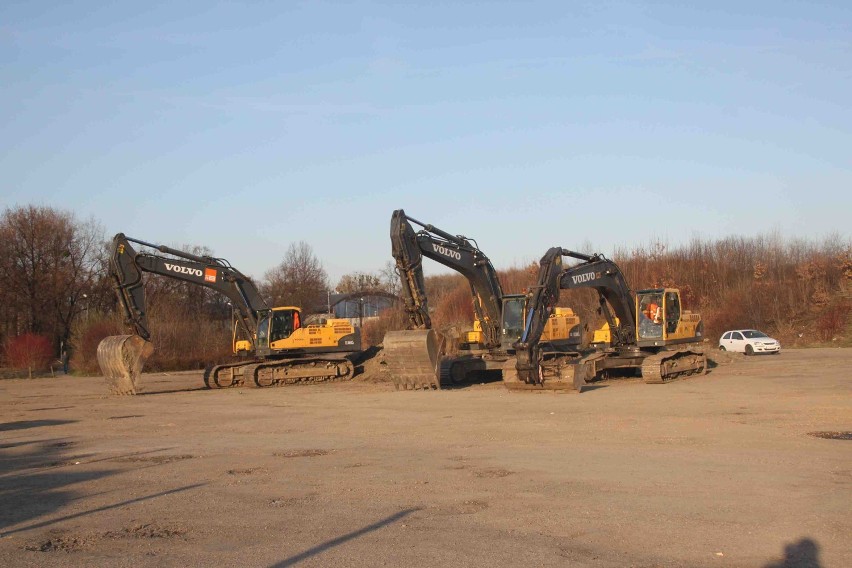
[204,356,355,389]
[641,349,707,383]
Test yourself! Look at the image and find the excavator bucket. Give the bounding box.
[501,355,587,392]
[382,330,442,389]
[97,335,154,395]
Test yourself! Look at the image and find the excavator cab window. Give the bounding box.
[256,310,271,349]
[501,296,525,344]
[637,292,663,339]
[665,291,680,335]
[270,310,296,343]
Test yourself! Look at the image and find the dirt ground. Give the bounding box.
[1,348,850,568]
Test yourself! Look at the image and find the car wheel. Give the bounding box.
[719,345,726,351]
[772,351,780,355]
[745,344,754,356]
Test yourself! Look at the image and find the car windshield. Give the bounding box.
[742,330,769,339]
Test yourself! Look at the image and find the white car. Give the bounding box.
[719,329,781,355]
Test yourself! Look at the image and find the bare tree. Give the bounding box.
[379,261,402,297]
[335,271,384,295]
[262,242,329,314]
[0,206,105,352]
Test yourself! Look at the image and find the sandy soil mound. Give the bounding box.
[353,346,392,383]
[708,349,745,366]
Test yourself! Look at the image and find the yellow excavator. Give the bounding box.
[505,247,706,391]
[97,234,360,395]
[384,210,581,389]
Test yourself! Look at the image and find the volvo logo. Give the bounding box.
[570,272,598,284]
[164,263,203,277]
[432,244,462,260]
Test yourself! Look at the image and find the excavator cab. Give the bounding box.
[637,290,664,340]
[500,295,526,350]
[636,288,685,343]
[255,307,302,352]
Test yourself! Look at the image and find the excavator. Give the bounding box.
[504,247,706,391]
[384,210,580,389]
[97,234,360,395]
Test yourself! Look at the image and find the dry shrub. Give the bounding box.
[816,302,850,342]
[144,302,232,371]
[70,315,124,374]
[432,284,475,329]
[364,308,407,347]
[5,333,54,378]
[499,265,537,294]
[69,303,232,374]
[696,288,754,340]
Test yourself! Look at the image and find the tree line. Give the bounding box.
[0,205,398,375]
[1,204,849,377]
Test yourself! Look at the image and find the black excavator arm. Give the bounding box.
[108,233,269,347]
[391,209,505,349]
[514,247,637,384]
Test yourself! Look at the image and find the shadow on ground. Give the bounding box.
[0,419,75,432]
[0,420,205,537]
[0,421,118,534]
[269,508,419,567]
[764,538,823,568]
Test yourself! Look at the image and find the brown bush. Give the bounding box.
[432,284,475,329]
[4,333,54,378]
[143,300,233,371]
[364,308,407,347]
[816,302,850,342]
[70,315,124,374]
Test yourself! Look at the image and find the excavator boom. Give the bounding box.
[385,209,506,389]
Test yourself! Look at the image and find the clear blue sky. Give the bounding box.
[2,1,850,284]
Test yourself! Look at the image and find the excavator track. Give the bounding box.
[97,335,155,395]
[641,349,707,384]
[382,330,442,390]
[204,356,355,389]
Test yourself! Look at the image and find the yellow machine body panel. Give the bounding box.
[464,320,485,345]
[542,307,580,342]
[270,318,356,351]
[591,318,617,347]
[231,306,358,353]
[466,307,580,347]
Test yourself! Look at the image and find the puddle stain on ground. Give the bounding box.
[25,523,188,553]
[269,493,319,507]
[273,449,332,458]
[110,454,195,464]
[430,500,489,515]
[472,468,515,479]
[808,431,852,440]
[227,467,267,476]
